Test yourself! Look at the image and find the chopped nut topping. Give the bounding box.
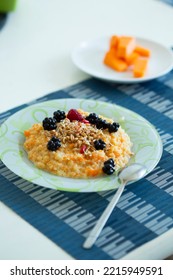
[54,118,105,153]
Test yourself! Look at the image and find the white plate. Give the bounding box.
[72,36,173,83]
[0,99,162,192]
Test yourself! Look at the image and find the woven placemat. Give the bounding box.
[161,0,173,6]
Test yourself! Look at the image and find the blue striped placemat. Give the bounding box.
[1,70,173,259]
[161,0,173,6]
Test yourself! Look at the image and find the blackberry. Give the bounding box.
[96,118,109,129]
[86,113,109,129]
[102,164,115,175]
[47,136,61,151]
[102,158,115,175]
[86,117,98,125]
[104,158,115,167]
[94,139,106,150]
[108,122,120,133]
[53,110,66,122]
[85,113,98,124]
[42,117,57,131]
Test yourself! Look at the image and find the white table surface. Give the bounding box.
[0,0,173,260]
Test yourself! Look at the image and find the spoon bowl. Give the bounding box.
[119,163,147,184]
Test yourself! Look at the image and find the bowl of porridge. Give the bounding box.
[0,98,162,192]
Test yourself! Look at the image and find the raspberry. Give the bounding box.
[80,144,87,154]
[67,109,89,123]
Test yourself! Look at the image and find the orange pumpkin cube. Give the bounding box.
[110,35,119,49]
[104,51,128,72]
[126,51,139,65]
[117,36,136,59]
[134,45,151,57]
[133,57,148,77]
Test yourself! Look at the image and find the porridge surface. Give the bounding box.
[24,109,133,178]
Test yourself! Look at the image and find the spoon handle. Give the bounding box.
[83,182,126,249]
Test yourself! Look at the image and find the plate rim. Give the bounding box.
[0,98,163,192]
[71,35,173,83]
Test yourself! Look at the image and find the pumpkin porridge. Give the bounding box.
[24,108,133,178]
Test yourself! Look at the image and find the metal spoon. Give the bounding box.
[83,163,147,249]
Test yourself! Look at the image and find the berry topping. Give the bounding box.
[102,164,115,175]
[94,139,106,150]
[42,117,57,131]
[96,118,109,129]
[80,144,87,154]
[86,113,109,129]
[108,122,120,133]
[102,158,115,175]
[82,119,89,124]
[86,118,97,125]
[67,109,89,123]
[53,110,66,122]
[104,158,115,167]
[47,136,61,151]
[85,113,99,124]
